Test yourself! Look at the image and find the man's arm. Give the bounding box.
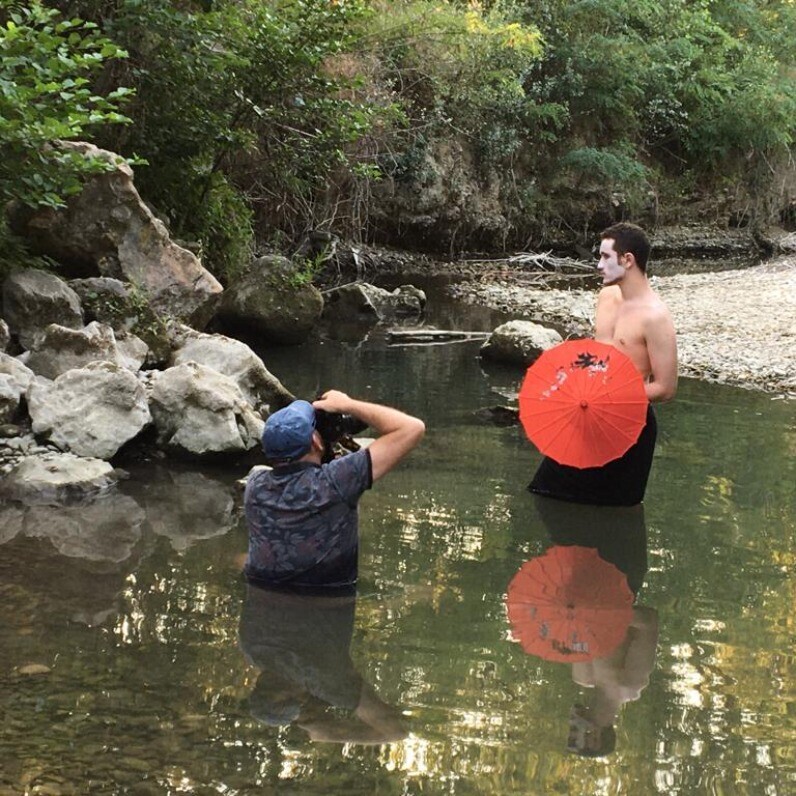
[644,309,678,402]
[313,391,425,481]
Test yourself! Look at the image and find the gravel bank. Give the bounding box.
[449,255,796,396]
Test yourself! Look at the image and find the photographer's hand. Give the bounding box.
[312,390,353,414]
[312,391,424,481]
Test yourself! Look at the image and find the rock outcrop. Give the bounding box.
[0,354,34,424]
[2,269,83,349]
[218,255,323,344]
[25,321,122,379]
[170,329,293,413]
[8,142,223,328]
[149,362,264,456]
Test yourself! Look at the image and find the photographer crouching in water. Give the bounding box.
[243,391,425,589]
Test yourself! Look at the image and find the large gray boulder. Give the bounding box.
[149,362,264,457]
[8,142,223,328]
[322,282,426,323]
[0,452,119,504]
[28,361,151,459]
[219,255,323,344]
[0,319,9,353]
[0,354,34,423]
[2,269,83,349]
[25,321,122,379]
[480,320,563,366]
[69,276,171,364]
[171,329,293,413]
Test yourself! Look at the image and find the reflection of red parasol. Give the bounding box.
[506,545,634,663]
[518,339,648,469]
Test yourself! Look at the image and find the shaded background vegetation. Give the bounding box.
[2,0,796,279]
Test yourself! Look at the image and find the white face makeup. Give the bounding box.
[597,238,627,286]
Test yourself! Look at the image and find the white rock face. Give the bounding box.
[28,361,151,459]
[25,321,122,379]
[0,452,118,504]
[171,330,292,412]
[150,361,265,456]
[0,353,34,423]
[114,330,149,372]
[480,320,563,366]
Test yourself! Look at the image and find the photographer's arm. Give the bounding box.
[313,391,425,482]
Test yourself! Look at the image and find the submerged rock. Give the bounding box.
[0,452,119,504]
[480,320,562,366]
[24,494,144,563]
[322,282,426,323]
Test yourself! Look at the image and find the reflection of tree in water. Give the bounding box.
[239,584,406,744]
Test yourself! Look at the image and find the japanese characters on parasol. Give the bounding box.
[505,545,635,663]
[518,339,648,469]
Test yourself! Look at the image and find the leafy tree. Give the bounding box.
[84,0,395,280]
[0,0,133,211]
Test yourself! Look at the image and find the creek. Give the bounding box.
[0,285,794,795]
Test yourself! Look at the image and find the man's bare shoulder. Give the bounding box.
[596,286,622,308]
[643,292,674,324]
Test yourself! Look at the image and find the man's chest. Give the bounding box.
[595,305,651,375]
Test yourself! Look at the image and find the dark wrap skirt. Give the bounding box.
[529,405,657,507]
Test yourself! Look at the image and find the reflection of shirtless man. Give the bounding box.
[568,606,659,756]
[530,223,677,506]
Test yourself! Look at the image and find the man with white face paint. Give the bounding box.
[530,222,677,506]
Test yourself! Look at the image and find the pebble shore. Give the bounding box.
[449,255,796,396]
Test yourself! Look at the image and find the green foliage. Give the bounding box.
[371,0,554,174]
[526,0,796,172]
[85,0,397,277]
[0,0,134,210]
[2,0,794,263]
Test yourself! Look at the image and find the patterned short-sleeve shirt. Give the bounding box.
[243,449,372,588]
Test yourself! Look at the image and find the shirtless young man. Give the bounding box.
[529,222,677,506]
[595,223,677,403]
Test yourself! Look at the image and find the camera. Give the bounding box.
[314,408,368,463]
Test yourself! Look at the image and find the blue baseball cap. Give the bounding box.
[262,400,316,461]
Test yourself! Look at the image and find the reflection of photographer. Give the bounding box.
[244,390,424,589]
[240,584,406,744]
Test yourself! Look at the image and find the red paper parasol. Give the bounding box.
[506,545,634,663]
[519,339,648,469]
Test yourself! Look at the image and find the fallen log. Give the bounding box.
[385,328,491,344]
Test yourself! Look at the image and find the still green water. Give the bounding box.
[0,298,794,795]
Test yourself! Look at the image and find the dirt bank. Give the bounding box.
[448,255,796,396]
